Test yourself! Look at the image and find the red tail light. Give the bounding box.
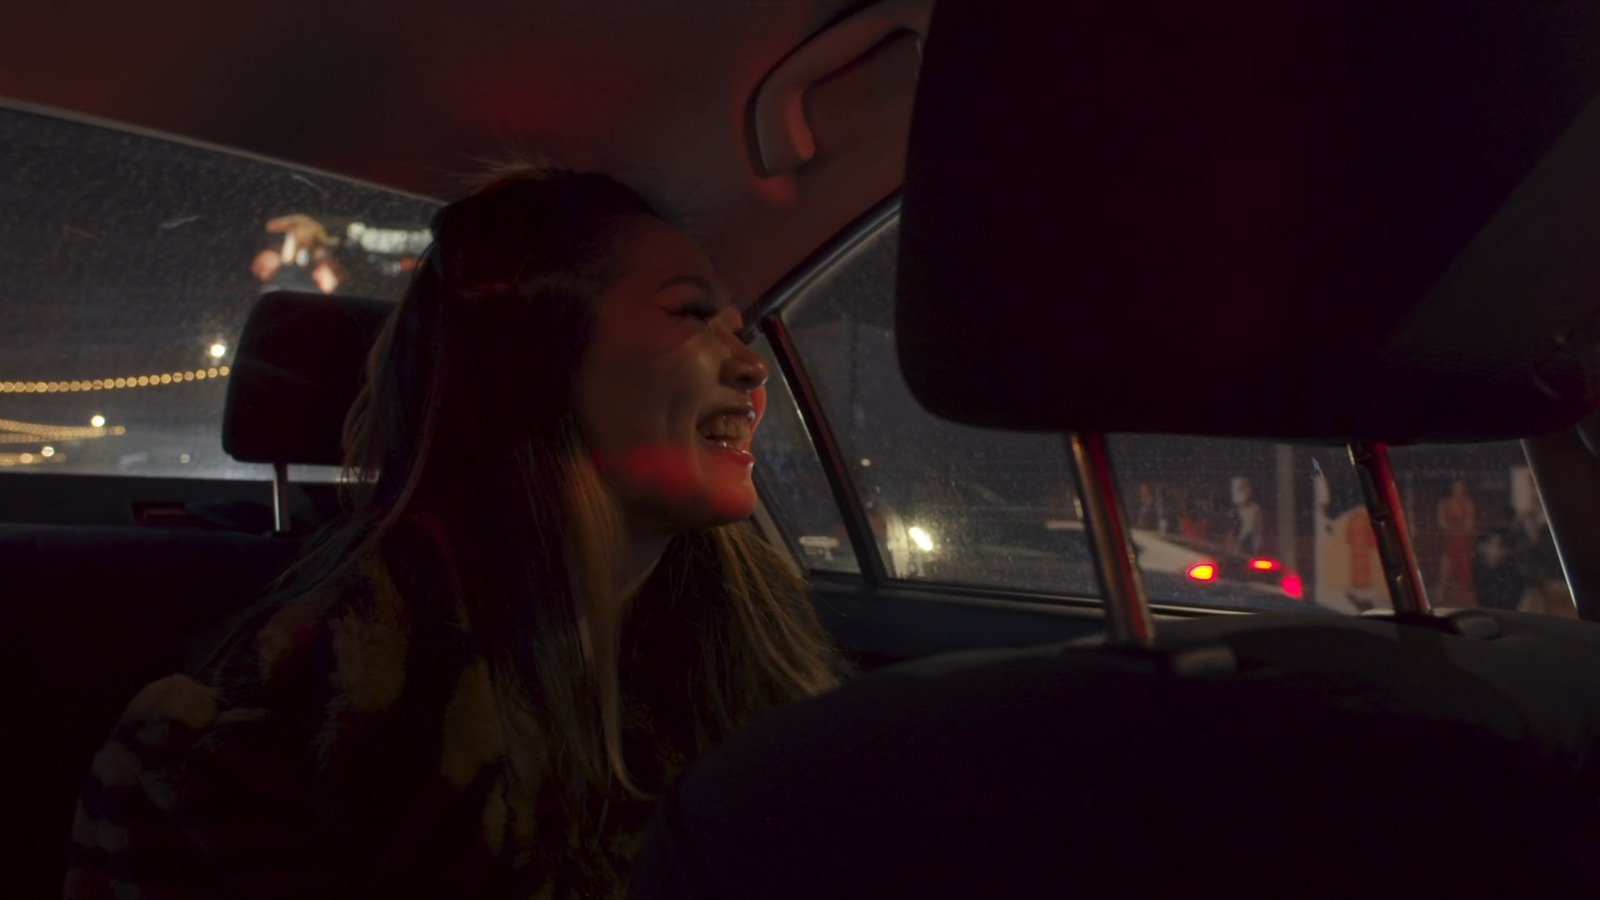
[1281,574,1304,599]
[1187,562,1218,582]
[1249,558,1280,572]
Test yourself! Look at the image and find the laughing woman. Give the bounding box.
[65,167,841,899]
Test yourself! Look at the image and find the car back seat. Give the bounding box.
[5,289,392,897]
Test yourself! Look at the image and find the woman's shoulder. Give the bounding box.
[66,552,514,897]
[64,667,333,896]
[63,564,377,894]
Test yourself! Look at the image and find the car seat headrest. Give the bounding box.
[896,0,1600,442]
[222,290,393,467]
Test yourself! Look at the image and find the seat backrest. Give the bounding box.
[632,610,1600,897]
[0,524,300,898]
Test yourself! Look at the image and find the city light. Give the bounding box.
[1249,558,1280,571]
[0,365,229,394]
[0,451,65,467]
[0,417,124,441]
[860,458,872,467]
[1186,562,1218,582]
[89,415,106,428]
[908,526,935,552]
[41,447,55,457]
[210,343,227,359]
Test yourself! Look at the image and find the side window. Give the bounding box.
[1389,442,1575,618]
[1108,436,1366,613]
[750,334,859,574]
[0,108,437,480]
[1113,435,1576,617]
[762,209,1576,615]
[779,218,1098,597]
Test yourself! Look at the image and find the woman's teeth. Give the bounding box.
[700,415,752,442]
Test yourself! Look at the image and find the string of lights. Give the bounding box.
[0,365,230,394]
[0,451,65,467]
[0,418,127,440]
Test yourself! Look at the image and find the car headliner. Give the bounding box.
[1,0,911,303]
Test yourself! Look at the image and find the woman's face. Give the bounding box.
[575,217,770,532]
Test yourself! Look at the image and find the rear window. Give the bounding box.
[0,107,437,479]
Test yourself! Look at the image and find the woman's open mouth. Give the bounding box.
[697,410,756,460]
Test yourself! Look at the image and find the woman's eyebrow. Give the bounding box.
[654,275,720,297]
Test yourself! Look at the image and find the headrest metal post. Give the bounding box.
[1349,441,1430,614]
[1065,432,1155,647]
[270,462,290,535]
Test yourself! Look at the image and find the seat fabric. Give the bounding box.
[632,611,1600,898]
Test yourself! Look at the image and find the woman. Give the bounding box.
[1435,478,1479,607]
[65,166,841,898]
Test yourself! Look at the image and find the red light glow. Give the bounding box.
[752,385,768,429]
[1281,574,1304,599]
[1187,562,1218,582]
[1249,558,1280,571]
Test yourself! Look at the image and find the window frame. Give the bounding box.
[753,195,901,587]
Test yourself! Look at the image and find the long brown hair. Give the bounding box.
[278,165,838,890]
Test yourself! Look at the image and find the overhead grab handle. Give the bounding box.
[750,0,933,176]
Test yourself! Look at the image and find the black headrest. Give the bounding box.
[897,1,1600,443]
[222,291,393,466]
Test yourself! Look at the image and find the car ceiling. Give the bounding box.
[1,0,914,302]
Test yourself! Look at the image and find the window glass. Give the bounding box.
[750,334,858,574]
[780,218,1097,597]
[1109,436,1364,613]
[1114,435,1574,617]
[768,208,1574,611]
[0,108,437,479]
[1388,441,1576,618]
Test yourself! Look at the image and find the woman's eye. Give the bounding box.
[674,301,721,322]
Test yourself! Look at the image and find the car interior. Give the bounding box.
[5,0,1600,895]
[626,3,1600,894]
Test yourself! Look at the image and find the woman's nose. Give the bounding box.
[723,337,770,392]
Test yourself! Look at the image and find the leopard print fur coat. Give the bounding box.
[64,526,693,899]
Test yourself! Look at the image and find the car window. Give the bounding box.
[0,107,437,480]
[770,208,1575,616]
[750,333,858,574]
[1108,436,1365,613]
[1389,441,1575,618]
[779,216,1098,597]
[1112,435,1575,617]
